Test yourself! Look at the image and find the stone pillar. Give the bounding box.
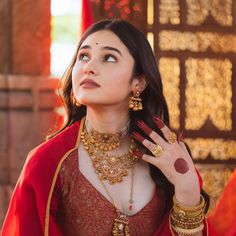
[0,0,60,228]
[0,0,50,75]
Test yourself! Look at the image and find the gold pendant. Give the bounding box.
[112,212,130,236]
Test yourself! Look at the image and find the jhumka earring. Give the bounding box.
[129,91,143,111]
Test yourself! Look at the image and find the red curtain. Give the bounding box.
[81,0,94,36]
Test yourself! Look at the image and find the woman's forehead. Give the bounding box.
[80,30,127,51]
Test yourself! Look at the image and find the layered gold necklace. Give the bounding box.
[80,122,138,235]
[81,124,137,184]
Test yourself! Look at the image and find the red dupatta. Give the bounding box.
[1,120,83,236]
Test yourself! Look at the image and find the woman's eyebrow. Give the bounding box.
[79,45,123,57]
[101,46,123,57]
[79,45,90,50]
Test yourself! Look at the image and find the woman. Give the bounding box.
[1,19,216,236]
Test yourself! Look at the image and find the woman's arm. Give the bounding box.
[1,175,44,236]
[1,155,63,236]
[133,116,217,236]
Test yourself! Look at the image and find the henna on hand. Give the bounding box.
[137,121,153,135]
[133,150,143,159]
[132,131,145,143]
[152,115,165,129]
[174,158,189,174]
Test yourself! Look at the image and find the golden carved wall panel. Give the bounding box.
[196,165,233,204]
[152,1,236,163]
[186,139,236,160]
[159,31,236,53]
[159,57,180,129]
[186,0,233,26]
[185,58,232,131]
[159,0,180,25]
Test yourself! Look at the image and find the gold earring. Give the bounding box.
[129,91,143,111]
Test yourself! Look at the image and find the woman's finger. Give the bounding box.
[133,150,162,167]
[132,132,165,157]
[142,153,162,166]
[152,115,177,144]
[137,120,165,146]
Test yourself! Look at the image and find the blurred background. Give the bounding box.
[0,0,235,231]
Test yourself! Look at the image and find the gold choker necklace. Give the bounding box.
[81,124,137,185]
[81,122,137,235]
[84,128,121,151]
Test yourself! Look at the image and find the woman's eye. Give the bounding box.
[104,54,116,62]
[78,54,89,61]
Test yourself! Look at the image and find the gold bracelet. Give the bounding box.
[170,194,206,230]
[171,214,204,229]
[172,224,204,235]
[171,208,204,222]
[171,219,204,229]
[172,208,204,219]
[173,195,205,212]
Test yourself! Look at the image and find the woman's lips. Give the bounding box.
[80,79,100,89]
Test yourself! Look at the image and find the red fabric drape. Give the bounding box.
[81,0,94,36]
[209,169,236,236]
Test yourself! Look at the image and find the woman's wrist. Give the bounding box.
[170,194,206,235]
[174,174,201,206]
[174,189,201,207]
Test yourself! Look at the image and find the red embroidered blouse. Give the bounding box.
[56,150,166,236]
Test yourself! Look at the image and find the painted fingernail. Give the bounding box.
[133,150,143,159]
[152,115,165,129]
[132,132,145,143]
[178,131,184,142]
[137,120,152,135]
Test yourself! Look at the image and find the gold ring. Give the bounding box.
[168,132,177,143]
[151,144,163,157]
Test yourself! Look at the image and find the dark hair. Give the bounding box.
[49,19,209,215]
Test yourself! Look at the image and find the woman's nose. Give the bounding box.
[83,59,98,75]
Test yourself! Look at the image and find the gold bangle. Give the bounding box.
[171,221,204,230]
[172,208,204,219]
[171,218,204,230]
[173,195,205,212]
[171,216,204,228]
[172,224,204,235]
[170,195,206,231]
[170,194,206,231]
[171,208,204,221]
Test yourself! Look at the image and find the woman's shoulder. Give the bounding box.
[22,121,81,180]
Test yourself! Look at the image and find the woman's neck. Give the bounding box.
[85,107,130,134]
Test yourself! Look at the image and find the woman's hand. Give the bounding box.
[133,115,201,206]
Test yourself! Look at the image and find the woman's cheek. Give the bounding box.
[72,67,83,90]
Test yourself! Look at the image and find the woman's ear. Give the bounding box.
[131,75,147,93]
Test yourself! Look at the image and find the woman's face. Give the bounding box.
[72,30,138,109]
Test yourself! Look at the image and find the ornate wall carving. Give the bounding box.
[149,0,236,203]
